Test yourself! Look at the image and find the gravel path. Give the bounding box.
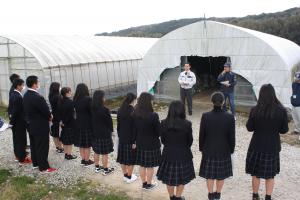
[0,105,300,199]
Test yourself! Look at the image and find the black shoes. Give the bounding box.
[56,147,64,153]
[142,182,158,190]
[208,192,221,200]
[170,196,185,200]
[84,159,94,167]
[65,154,77,160]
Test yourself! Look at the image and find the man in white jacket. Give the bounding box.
[178,63,196,115]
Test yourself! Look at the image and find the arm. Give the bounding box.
[246,109,255,132]
[36,96,51,121]
[116,112,121,137]
[230,73,237,86]
[153,113,160,137]
[178,73,184,85]
[160,123,166,145]
[187,121,193,147]
[105,108,114,132]
[199,114,206,152]
[279,108,289,134]
[64,101,74,124]
[217,73,225,82]
[131,116,137,144]
[10,96,23,125]
[229,115,236,154]
[188,72,197,87]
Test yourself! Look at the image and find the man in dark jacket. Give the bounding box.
[291,72,300,136]
[217,63,237,117]
[8,78,31,164]
[23,75,56,172]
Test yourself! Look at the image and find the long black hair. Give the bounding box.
[92,90,105,110]
[74,83,89,102]
[48,82,60,100]
[165,100,186,128]
[119,93,136,118]
[251,84,283,118]
[133,92,153,118]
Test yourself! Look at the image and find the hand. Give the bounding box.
[132,144,136,149]
[49,114,53,121]
[222,70,226,75]
[226,83,231,87]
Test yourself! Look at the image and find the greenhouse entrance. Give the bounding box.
[186,56,228,104]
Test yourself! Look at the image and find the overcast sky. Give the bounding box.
[0,0,299,35]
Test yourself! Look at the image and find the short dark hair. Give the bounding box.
[61,87,71,97]
[10,74,20,83]
[211,92,224,107]
[26,75,38,88]
[12,78,24,89]
[184,62,190,66]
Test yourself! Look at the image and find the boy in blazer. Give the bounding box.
[8,78,31,164]
[23,75,56,173]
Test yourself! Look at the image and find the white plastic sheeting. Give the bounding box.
[137,21,300,107]
[0,35,157,106]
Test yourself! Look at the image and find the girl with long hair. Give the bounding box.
[133,92,161,190]
[157,100,195,200]
[74,83,94,166]
[91,90,114,175]
[48,82,63,153]
[60,87,77,160]
[117,93,138,183]
[246,84,288,200]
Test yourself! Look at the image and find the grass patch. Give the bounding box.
[0,169,11,184]
[105,96,125,110]
[0,169,129,200]
[0,106,8,121]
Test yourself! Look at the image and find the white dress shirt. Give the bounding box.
[178,70,196,89]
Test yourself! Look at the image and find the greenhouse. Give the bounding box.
[0,35,157,106]
[137,21,300,108]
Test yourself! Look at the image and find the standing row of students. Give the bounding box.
[7,73,288,200]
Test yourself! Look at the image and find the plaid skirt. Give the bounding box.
[199,155,233,180]
[117,143,137,165]
[92,137,114,155]
[74,128,92,148]
[157,160,196,186]
[60,127,74,145]
[246,151,280,179]
[50,122,60,138]
[136,148,161,168]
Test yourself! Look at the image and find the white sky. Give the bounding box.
[0,0,299,35]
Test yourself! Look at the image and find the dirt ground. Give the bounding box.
[1,105,300,200]
[90,105,300,200]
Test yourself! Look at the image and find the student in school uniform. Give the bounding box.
[132,92,161,190]
[91,90,114,175]
[48,82,64,153]
[9,78,32,165]
[9,74,20,98]
[23,75,56,173]
[60,87,77,160]
[117,93,138,183]
[199,92,235,200]
[74,83,94,167]
[245,84,288,200]
[157,100,195,200]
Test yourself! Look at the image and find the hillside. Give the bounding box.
[96,7,300,45]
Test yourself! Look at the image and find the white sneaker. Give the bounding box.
[126,174,137,183]
[123,176,129,182]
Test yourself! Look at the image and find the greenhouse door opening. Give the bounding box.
[186,56,229,103]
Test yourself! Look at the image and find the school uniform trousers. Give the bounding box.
[133,112,161,168]
[116,106,136,165]
[74,96,93,148]
[60,97,75,145]
[9,91,27,162]
[199,107,235,180]
[23,90,51,171]
[92,106,114,155]
[157,119,195,186]
[245,106,288,179]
